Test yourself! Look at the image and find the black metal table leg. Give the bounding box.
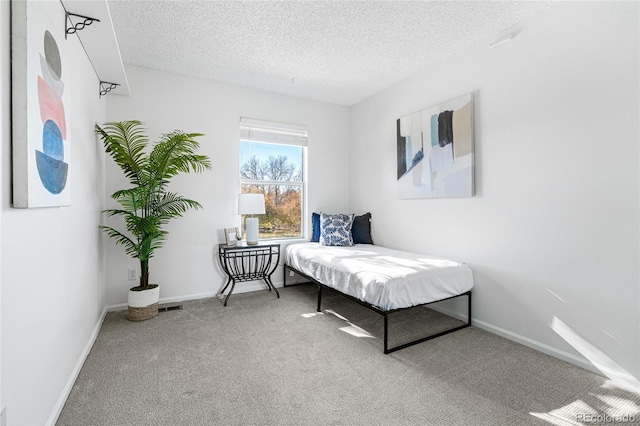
[224,279,237,306]
[219,277,232,298]
[264,277,280,298]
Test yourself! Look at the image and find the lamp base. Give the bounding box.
[245,217,259,245]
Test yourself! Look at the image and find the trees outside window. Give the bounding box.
[240,141,304,239]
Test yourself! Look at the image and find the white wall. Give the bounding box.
[104,66,350,306]
[0,1,107,424]
[350,1,639,382]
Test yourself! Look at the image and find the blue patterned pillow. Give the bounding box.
[320,213,355,246]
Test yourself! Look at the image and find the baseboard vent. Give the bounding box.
[158,303,183,312]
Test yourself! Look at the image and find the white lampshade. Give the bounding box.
[238,193,265,215]
[238,194,265,245]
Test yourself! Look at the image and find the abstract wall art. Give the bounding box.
[12,1,71,208]
[397,93,474,199]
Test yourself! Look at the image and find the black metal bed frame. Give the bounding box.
[284,263,472,354]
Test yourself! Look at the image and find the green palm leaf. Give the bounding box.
[96,121,149,185]
[156,192,202,219]
[149,131,212,185]
[99,226,138,257]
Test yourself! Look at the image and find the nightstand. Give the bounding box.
[217,242,280,306]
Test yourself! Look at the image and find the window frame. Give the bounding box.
[239,118,308,242]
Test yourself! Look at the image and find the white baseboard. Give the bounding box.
[473,318,600,376]
[106,290,220,312]
[429,304,601,376]
[106,276,303,312]
[47,307,108,426]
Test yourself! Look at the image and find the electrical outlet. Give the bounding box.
[128,269,137,281]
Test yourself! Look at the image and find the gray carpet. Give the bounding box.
[57,284,640,425]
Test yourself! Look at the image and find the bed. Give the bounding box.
[284,242,473,354]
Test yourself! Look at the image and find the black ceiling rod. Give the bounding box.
[99,81,120,97]
[65,12,100,40]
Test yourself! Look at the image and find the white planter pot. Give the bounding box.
[127,285,159,321]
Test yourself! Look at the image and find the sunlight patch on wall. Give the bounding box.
[551,316,640,393]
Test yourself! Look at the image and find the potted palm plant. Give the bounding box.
[96,120,211,321]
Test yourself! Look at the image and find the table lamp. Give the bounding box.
[238,193,265,245]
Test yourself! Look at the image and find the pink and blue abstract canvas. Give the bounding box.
[12,1,70,208]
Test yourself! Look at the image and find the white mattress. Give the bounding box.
[285,243,473,311]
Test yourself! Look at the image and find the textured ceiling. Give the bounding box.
[107,0,555,106]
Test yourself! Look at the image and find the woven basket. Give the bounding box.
[127,303,158,321]
[127,285,160,321]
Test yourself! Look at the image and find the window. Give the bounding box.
[239,118,307,240]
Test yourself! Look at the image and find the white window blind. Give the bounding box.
[240,118,308,147]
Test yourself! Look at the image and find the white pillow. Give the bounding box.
[319,213,355,246]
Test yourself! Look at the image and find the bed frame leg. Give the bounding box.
[317,285,322,312]
[383,314,389,354]
[468,290,472,326]
[283,265,287,287]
